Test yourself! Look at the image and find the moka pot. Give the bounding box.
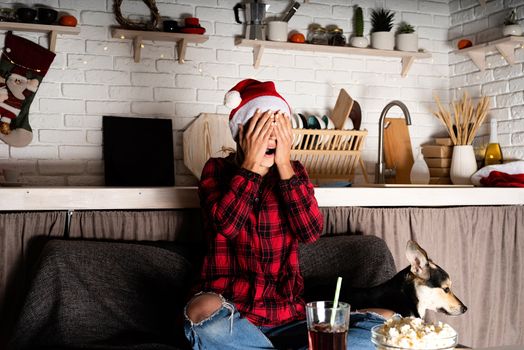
[233,0,269,40]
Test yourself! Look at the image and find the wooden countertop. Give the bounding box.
[0,186,522,211]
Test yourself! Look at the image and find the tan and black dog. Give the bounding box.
[307,240,467,318]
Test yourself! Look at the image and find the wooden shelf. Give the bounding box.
[454,35,524,71]
[235,38,432,77]
[111,28,209,63]
[0,22,80,52]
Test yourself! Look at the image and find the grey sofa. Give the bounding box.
[9,235,396,350]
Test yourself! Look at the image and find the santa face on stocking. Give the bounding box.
[0,32,55,147]
[0,70,40,135]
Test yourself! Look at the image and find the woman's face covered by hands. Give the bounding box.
[238,109,292,171]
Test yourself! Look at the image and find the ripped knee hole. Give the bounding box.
[186,293,223,323]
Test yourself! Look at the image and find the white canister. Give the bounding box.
[371,31,394,50]
[396,33,418,52]
[267,21,288,42]
[502,24,523,37]
[450,145,477,185]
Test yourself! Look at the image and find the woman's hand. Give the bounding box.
[239,109,274,175]
[274,112,295,179]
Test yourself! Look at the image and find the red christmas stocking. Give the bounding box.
[0,31,55,147]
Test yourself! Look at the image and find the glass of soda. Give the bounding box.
[306,301,350,350]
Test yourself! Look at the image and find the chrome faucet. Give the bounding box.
[375,100,412,184]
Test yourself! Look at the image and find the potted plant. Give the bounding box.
[370,8,395,50]
[350,6,368,48]
[395,21,418,52]
[503,9,522,36]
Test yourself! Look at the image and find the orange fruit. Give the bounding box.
[59,15,77,27]
[289,33,305,43]
[457,39,472,50]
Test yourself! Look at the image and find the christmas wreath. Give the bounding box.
[113,0,161,31]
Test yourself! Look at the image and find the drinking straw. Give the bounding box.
[330,276,343,327]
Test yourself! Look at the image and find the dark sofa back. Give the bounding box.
[10,235,395,350]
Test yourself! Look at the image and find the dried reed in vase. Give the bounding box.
[433,92,490,146]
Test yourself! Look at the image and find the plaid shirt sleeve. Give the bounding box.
[278,161,323,243]
[198,158,261,239]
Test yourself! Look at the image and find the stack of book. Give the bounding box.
[421,138,453,184]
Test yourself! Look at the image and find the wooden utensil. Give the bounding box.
[349,99,362,130]
[331,89,354,130]
[383,118,414,184]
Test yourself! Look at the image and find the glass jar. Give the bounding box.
[309,26,328,45]
[328,27,346,46]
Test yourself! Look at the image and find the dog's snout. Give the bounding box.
[461,305,467,313]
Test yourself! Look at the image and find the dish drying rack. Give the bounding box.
[291,128,369,183]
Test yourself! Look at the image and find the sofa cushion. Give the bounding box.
[299,235,396,301]
[10,240,195,350]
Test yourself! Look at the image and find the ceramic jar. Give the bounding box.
[371,31,394,50]
[502,24,523,37]
[396,33,418,52]
[450,145,477,185]
[350,36,369,48]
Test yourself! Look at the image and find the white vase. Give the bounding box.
[371,31,394,50]
[450,145,477,185]
[396,33,418,52]
[350,36,369,48]
[410,153,430,184]
[502,24,523,37]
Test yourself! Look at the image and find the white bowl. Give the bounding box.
[371,324,458,350]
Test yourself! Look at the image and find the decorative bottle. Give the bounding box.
[410,150,430,184]
[483,119,503,166]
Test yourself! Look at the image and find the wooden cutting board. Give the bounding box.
[183,113,236,179]
[331,88,354,130]
[383,118,414,184]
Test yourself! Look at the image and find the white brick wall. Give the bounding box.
[0,0,464,186]
[449,0,524,162]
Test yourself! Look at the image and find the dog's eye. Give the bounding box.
[443,287,450,293]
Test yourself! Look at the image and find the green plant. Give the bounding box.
[396,21,415,34]
[354,6,364,37]
[371,8,395,32]
[504,9,518,25]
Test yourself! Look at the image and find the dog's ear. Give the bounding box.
[406,240,430,280]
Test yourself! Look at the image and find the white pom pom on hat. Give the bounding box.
[224,90,242,109]
[223,79,291,139]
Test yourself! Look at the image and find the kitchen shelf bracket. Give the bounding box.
[253,44,264,69]
[133,35,143,62]
[455,36,524,71]
[236,38,431,77]
[0,22,81,52]
[401,56,415,78]
[111,28,209,63]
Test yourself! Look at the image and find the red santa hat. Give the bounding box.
[224,79,291,139]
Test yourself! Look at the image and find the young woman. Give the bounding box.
[183,80,392,350]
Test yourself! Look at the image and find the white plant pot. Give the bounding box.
[450,145,477,185]
[371,31,394,50]
[502,24,523,37]
[396,33,418,52]
[350,36,369,48]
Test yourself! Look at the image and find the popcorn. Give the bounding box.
[373,316,457,349]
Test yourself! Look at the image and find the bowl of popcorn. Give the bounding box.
[371,316,458,350]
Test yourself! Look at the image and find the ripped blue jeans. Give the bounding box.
[183,293,387,350]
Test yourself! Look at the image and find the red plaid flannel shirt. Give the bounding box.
[197,157,323,327]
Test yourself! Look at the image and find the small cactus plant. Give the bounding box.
[354,6,364,37]
[396,21,415,34]
[504,9,518,25]
[371,8,395,32]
